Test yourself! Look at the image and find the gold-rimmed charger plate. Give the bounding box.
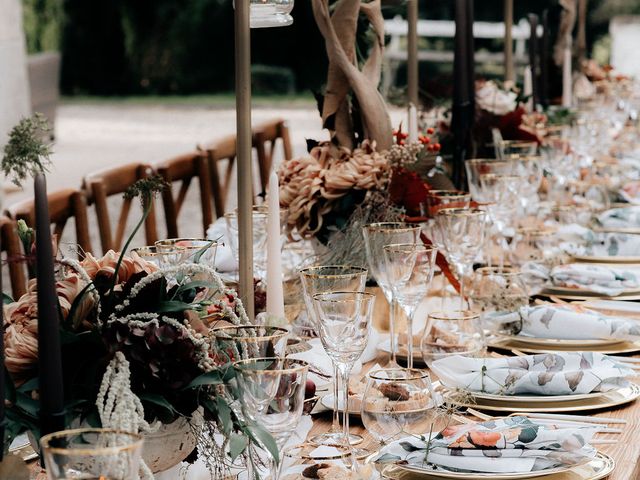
[471,389,606,404]
[571,253,640,264]
[593,226,640,235]
[376,452,615,480]
[493,334,623,348]
[443,383,640,413]
[489,336,640,355]
[378,340,425,365]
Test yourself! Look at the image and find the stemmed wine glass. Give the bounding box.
[299,265,368,446]
[435,208,487,309]
[312,291,375,450]
[363,223,420,365]
[234,357,309,480]
[383,244,438,368]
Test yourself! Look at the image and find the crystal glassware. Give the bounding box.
[434,209,487,309]
[155,238,218,267]
[210,325,289,364]
[234,357,309,480]
[313,291,375,450]
[299,265,368,447]
[130,246,161,267]
[362,223,420,365]
[468,267,529,335]
[225,207,270,281]
[420,190,472,218]
[383,244,437,368]
[511,227,559,267]
[361,368,438,445]
[464,159,514,203]
[420,310,486,368]
[40,428,143,480]
[495,140,538,160]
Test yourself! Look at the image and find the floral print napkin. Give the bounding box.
[486,304,640,341]
[597,206,640,229]
[431,352,633,396]
[373,416,597,474]
[559,224,640,257]
[551,263,639,296]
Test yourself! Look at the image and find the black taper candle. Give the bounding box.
[0,236,5,460]
[452,0,475,189]
[34,174,65,437]
[528,13,540,110]
[540,9,550,108]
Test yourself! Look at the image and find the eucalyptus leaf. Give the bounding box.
[216,397,232,436]
[247,424,279,463]
[138,394,175,414]
[229,433,248,461]
[185,371,223,389]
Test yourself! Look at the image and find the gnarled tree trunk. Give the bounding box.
[312,0,393,151]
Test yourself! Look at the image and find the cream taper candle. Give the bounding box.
[408,103,418,143]
[266,170,285,319]
[562,44,572,107]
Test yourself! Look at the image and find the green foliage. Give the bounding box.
[22,0,63,54]
[1,113,52,187]
[251,65,296,95]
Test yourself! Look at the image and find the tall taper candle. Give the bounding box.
[266,170,285,319]
[34,174,65,437]
[528,13,539,110]
[562,41,573,107]
[408,103,418,143]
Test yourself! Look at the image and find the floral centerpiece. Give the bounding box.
[1,116,276,479]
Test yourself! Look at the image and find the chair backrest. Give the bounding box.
[201,118,292,216]
[6,188,93,259]
[83,163,158,254]
[0,217,28,300]
[157,151,214,238]
[200,134,237,218]
[252,118,292,195]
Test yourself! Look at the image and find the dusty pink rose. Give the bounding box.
[3,274,90,384]
[81,250,158,284]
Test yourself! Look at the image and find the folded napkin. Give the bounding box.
[206,217,238,273]
[597,206,640,229]
[373,417,597,474]
[559,224,640,257]
[431,352,633,396]
[487,304,640,341]
[552,263,639,296]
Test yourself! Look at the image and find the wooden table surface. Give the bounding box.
[303,350,640,480]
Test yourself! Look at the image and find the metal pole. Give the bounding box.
[576,0,587,63]
[235,0,255,319]
[407,0,419,107]
[504,0,514,83]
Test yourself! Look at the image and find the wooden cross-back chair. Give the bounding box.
[252,118,292,194]
[83,163,158,254]
[7,188,93,260]
[156,151,214,238]
[200,118,293,217]
[0,217,28,300]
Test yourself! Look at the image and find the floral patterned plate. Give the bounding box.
[445,383,640,413]
[375,452,615,480]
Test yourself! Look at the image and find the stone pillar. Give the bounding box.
[0,0,31,147]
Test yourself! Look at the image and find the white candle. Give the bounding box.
[266,170,285,319]
[523,66,533,112]
[562,44,572,107]
[408,103,418,143]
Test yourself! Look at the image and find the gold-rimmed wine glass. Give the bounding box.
[225,206,270,281]
[40,428,144,480]
[434,209,487,309]
[154,238,218,268]
[234,357,309,480]
[420,190,472,218]
[130,246,161,267]
[362,223,420,366]
[299,265,368,447]
[383,243,438,368]
[312,291,375,452]
[210,325,289,364]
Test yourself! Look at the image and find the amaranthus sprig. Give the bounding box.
[1,113,52,186]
